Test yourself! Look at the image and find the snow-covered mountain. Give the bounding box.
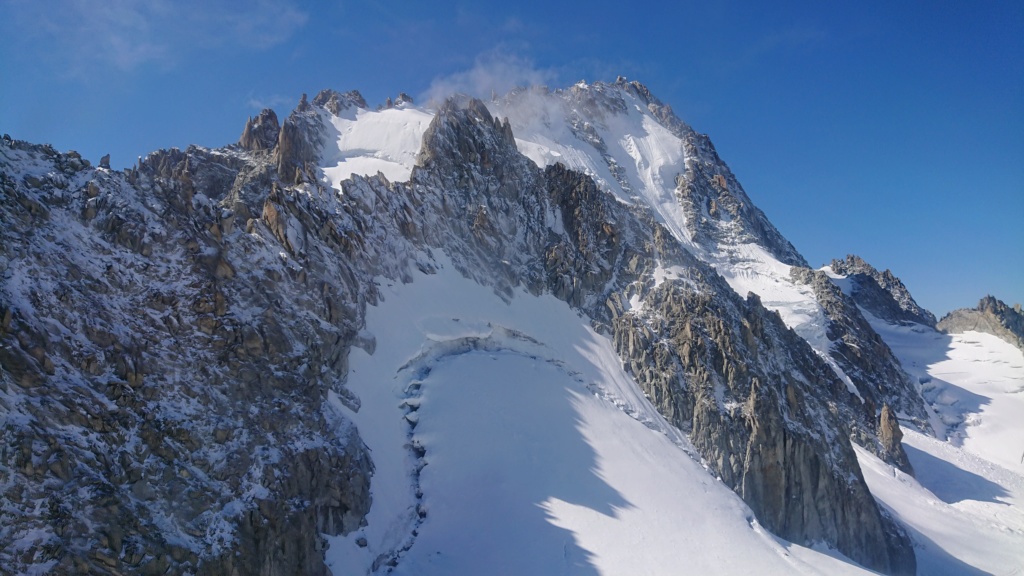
[937,295,1024,351]
[1,79,1021,575]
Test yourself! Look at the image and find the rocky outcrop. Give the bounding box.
[938,295,1024,350]
[312,88,367,116]
[879,404,914,476]
[239,108,281,152]
[275,90,367,183]
[830,254,936,327]
[1,137,373,575]
[612,284,915,575]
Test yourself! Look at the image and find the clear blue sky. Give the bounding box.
[2,1,1021,315]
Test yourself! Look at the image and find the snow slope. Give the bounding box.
[491,83,695,248]
[324,256,874,575]
[321,103,433,188]
[859,320,1024,574]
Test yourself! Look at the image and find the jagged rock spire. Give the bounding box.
[239,108,280,152]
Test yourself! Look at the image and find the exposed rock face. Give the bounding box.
[674,130,807,268]
[238,108,281,152]
[275,94,328,182]
[612,285,915,575]
[787,266,922,474]
[312,88,367,116]
[1,137,372,575]
[830,254,936,327]
[879,404,914,476]
[938,295,1024,350]
[791,268,927,418]
[1,89,918,576]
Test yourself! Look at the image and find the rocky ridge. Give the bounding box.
[937,295,1024,350]
[829,254,937,327]
[789,266,924,470]
[408,95,916,575]
[1,82,923,575]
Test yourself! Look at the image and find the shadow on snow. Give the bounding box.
[903,443,1009,505]
[401,348,633,575]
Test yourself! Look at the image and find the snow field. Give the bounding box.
[321,104,434,189]
[860,321,1024,574]
[324,257,874,575]
[870,320,1024,472]
[857,430,1024,575]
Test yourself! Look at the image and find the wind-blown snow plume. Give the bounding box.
[422,51,559,106]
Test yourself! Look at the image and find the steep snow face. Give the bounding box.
[325,257,875,576]
[858,320,1024,574]
[714,247,868,399]
[320,103,433,187]
[490,83,694,247]
[715,244,822,339]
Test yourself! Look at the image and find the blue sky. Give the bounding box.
[1,0,1021,315]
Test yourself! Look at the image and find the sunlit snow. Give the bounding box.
[321,104,433,188]
[860,321,1024,574]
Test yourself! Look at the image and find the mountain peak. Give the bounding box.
[938,294,1024,350]
[829,254,937,326]
[238,108,280,152]
[312,88,368,115]
[416,96,519,173]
